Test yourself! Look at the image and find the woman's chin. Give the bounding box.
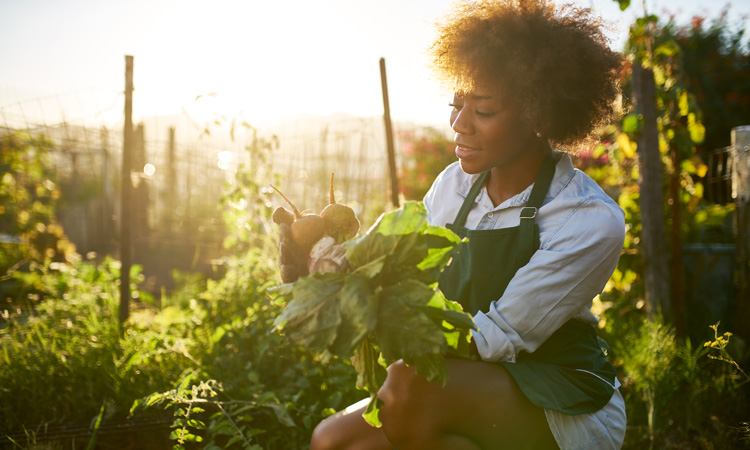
[458,158,488,175]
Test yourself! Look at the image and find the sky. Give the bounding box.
[1,0,748,129]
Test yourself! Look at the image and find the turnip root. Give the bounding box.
[270,184,326,251]
[320,174,360,243]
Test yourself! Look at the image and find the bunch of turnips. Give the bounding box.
[271,174,361,283]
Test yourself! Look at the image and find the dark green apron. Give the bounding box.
[438,151,617,415]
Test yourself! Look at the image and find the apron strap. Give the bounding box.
[516,150,557,266]
[450,171,490,228]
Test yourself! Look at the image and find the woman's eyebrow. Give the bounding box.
[470,95,493,100]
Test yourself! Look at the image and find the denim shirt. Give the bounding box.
[423,152,626,363]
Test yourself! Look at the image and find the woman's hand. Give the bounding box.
[309,236,351,274]
[278,226,351,283]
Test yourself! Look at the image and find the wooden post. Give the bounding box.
[101,126,110,254]
[358,131,368,219]
[670,145,684,337]
[132,123,148,237]
[166,126,176,234]
[380,58,399,208]
[632,63,671,319]
[732,126,750,339]
[120,55,133,335]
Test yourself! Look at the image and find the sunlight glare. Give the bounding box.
[132,0,388,125]
[217,150,233,170]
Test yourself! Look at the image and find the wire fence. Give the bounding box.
[1,85,442,290]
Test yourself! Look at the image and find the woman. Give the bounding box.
[310,0,626,448]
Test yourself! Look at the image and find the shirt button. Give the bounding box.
[487,212,494,218]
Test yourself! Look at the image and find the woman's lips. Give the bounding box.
[455,144,481,159]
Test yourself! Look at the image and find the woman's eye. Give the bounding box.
[476,110,497,117]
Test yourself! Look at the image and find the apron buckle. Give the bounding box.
[520,207,537,219]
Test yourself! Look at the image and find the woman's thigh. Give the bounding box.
[311,358,558,450]
[378,357,558,450]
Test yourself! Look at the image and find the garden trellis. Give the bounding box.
[0,72,437,296]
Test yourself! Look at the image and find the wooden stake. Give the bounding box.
[101,126,110,253]
[670,145,684,337]
[732,126,750,340]
[167,126,176,235]
[632,63,671,319]
[120,55,133,335]
[380,58,399,208]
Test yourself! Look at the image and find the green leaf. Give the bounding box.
[678,90,689,116]
[328,275,379,357]
[410,353,447,384]
[273,273,345,351]
[352,336,387,392]
[654,39,680,58]
[130,399,143,415]
[622,113,640,134]
[614,0,630,11]
[187,419,206,429]
[362,395,383,427]
[267,282,294,297]
[345,232,427,276]
[423,306,476,331]
[351,255,387,279]
[266,403,296,427]
[210,326,227,344]
[687,113,705,144]
[369,201,428,235]
[375,281,446,364]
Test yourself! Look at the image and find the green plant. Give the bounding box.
[126,122,364,448]
[704,323,750,385]
[0,132,77,311]
[620,317,679,447]
[0,257,175,434]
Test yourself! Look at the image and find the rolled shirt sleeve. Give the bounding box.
[472,197,625,362]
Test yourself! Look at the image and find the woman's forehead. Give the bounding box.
[453,78,507,100]
[452,91,502,102]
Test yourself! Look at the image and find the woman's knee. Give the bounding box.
[379,360,423,413]
[378,360,436,444]
[310,399,392,450]
[310,415,338,450]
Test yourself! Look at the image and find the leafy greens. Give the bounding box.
[271,201,475,426]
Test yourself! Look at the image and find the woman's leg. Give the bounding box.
[378,358,559,450]
[310,398,393,450]
[311,357,559,450]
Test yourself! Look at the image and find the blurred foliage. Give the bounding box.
[584,4,750,448]
[397,127,457,201]
[128,124,362,448]
[1,132,78,312]
[219,119,280,255]
[670,8,750,153]
[0,124,363,448]
[0,257,166,433]
[132,247,360,449]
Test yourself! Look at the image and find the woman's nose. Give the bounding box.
[450,109,474,135]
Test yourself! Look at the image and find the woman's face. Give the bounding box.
[449,82,533,174]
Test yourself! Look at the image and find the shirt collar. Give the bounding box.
[455,151,576,211]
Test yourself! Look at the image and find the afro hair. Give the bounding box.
[429,0,623,147]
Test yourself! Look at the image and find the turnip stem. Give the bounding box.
[270,184,302,219]
[329,173,336,204]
